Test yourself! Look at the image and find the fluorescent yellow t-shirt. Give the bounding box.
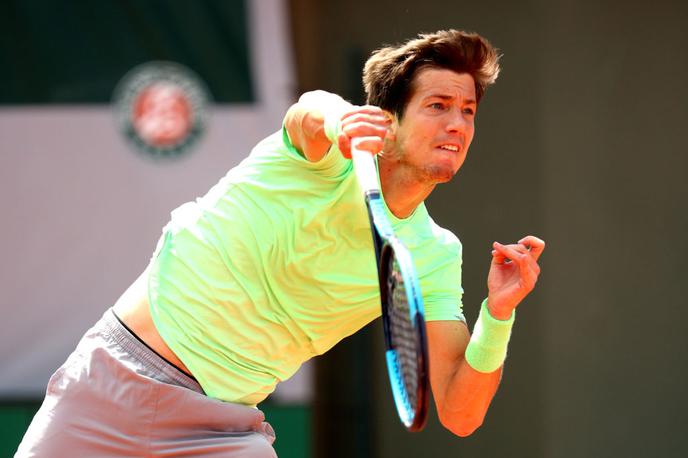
[148,127,464,405]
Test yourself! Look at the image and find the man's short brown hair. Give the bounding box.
[363,30,500,118]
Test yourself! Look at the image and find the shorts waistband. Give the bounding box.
[100,308,204,394]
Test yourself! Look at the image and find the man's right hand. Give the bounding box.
[284,91,394,162]
[334,105,393,159]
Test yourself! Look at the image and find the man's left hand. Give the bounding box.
[486,235,545,320]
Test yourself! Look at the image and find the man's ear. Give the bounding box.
[383,110,398,142]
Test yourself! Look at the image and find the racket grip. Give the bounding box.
[351,138,380,194]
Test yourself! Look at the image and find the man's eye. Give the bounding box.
[463,108,475,115]
[429,103,445,110]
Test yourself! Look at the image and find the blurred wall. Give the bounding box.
[290,0,688,457]
[0,0,306,400]
[0,1,314,456]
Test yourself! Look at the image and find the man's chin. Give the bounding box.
[426,165,458,184]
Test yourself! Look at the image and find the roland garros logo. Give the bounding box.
[113,62,210,158]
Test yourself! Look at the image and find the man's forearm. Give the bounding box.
[436,357,503,437]
[284,91,352,162]
[428,302,516,437]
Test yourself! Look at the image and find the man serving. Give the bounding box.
[17,29,544,457]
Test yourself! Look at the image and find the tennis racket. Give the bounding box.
[351,138,429,432]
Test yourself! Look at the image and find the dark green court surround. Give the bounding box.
[0,0,253,104]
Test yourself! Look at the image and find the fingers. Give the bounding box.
[341,105,391,120]
[492,236,545,262]
[517,235,546,261]
[492,241,541,290]
[342,120,390,143]
[492,241,530,258]
[517,257,540,291]
[338,106,394,158]
[348,136,385,155]
[492,242,526,265]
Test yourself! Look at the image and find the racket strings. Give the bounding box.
[387,257,419,410]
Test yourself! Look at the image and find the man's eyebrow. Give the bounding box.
[424,94,477,105]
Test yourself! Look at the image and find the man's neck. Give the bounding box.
[378,156,435,219]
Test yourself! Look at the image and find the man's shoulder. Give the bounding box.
[405,210,463,287]
[426,216,462,253]
[249,129,287,157]
[402,206,462,260]
[412,205,461,245]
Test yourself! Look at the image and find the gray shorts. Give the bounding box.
[15,308,276,457]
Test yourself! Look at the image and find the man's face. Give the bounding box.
[386,68,477,184]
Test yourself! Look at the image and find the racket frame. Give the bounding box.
[376,229,429,432]
[354,144,430,432]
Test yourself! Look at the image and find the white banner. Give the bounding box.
[0,0,312,403]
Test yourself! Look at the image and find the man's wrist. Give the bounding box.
[486,299,515,321]
[464,299,515,373]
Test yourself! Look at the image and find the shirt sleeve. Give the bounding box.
[418,233,465,323]
[281,123,350,178]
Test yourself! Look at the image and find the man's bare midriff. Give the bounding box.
[112,266,193,376]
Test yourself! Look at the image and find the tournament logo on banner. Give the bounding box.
[113,61,211,159]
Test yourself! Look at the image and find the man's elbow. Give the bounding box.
[438,410,484,437]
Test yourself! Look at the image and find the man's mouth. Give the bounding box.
[438,144,460,152]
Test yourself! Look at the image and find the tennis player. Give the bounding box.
[16,29,544,457]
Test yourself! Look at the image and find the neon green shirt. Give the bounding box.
[148,127,465,405]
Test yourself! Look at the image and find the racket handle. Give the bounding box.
[351,138,380,194]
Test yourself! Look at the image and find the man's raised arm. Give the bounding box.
[284,90,391,162]
[428,236,545,436]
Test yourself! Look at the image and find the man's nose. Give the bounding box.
[446,109,470,133]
